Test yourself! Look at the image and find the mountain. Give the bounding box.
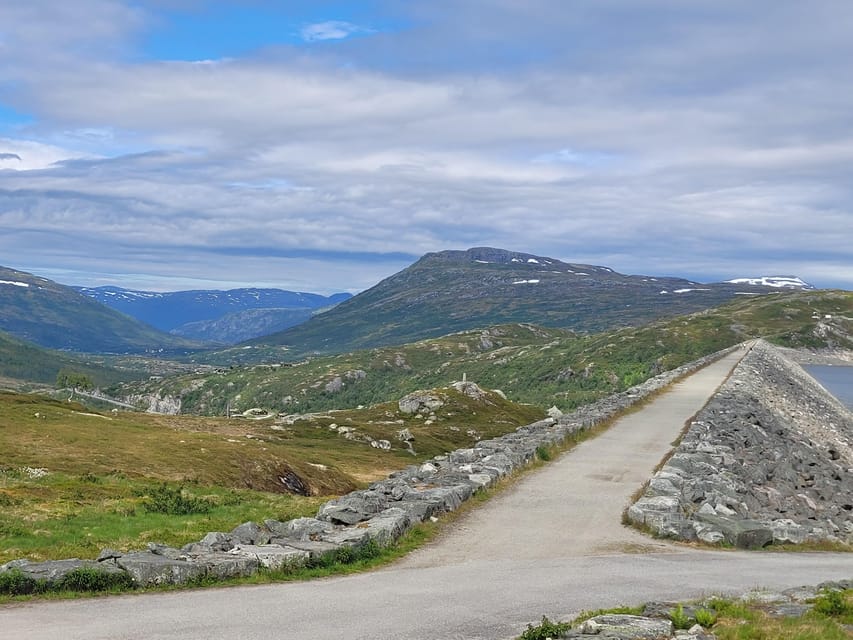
[0,266,202,354]
[248,247,801,357]
[76,286,352,342]
[170,308,319,344]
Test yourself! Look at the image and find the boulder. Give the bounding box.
[579,614,673,638]
[695,514,773,549]
[318,491,388,525]
[117,553,206,586]
[229,521,270,545]
[0,558,125,584]
[398,392,444,414]
[228,545,309,571]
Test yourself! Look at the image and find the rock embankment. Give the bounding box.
[628,340,853,548]
[1,348,733,589]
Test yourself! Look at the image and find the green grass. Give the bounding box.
[519,590,853,640]
[0,384,543,565]
[0,471,324,564]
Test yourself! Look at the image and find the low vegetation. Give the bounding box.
[118,289,852,417]
[0,386,541,564]
[518,589,853,639]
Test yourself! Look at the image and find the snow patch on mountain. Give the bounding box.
[725,276,813,289]
[0,280,29,287]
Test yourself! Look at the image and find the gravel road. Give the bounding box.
[3,346,851,639]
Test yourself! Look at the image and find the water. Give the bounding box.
[804,365,853,410]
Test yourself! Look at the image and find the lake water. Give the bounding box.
[804,365,853,410]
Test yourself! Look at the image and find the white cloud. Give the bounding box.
[300,20,371,42]
[0,1,851,291]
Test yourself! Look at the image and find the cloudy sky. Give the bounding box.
[1,1,851,293]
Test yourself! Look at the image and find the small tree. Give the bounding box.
[56,369,94,392]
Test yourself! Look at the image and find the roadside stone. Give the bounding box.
[229,521,270,545]
[579,614,673,638]
[117,552,206,586]
[188,552,259,580]
[228,544,309,571]
[96,548,123,562]
[267,517,332,541]
[0,558,125,583]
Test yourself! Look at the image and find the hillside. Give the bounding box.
[0,267,203,354]
[0,330,142,389]
[0,386,542,562]
[76,286,352,343]
[120,289,852,417]
[249,247,811,358]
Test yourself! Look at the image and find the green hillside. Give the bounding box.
[0,330,140,389]
[119,289,853,417]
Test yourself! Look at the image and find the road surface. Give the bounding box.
[3,349,851,639]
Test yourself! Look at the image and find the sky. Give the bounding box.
[0,1,851,294]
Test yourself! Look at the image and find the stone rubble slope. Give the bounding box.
[628,339,853,548]
[1,348,734,588]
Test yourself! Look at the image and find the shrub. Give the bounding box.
[518,615,569,640]
[694,608,717,628]
[57,567,135,592]
[144,483,213,515]
[0,569,42,595]
[669,604,692,630]
[307,540,382,570]
[535,445,552,462]
[813,589,852,618]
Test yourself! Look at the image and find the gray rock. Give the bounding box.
[695,514,773,549]
[228,545,309,571]
[187,552,259,580]
[579,614,673,638]
[268,517,333,541]
[398,392,444,414]
[229,521,270,545]
[0,558,125,583]
[117,553,206,586]
[318,491,388,525]
[96,548,123,562]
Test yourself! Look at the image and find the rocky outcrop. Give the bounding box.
[628,340,853,547]
[0,347,734,589]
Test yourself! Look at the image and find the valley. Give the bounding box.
[0,249,850,635]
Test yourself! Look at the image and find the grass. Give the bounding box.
[0,471,324,564]
[0,384,543,566]
[516,590,853,640]
[708,590,853,640]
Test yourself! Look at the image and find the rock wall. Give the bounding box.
[628,340,853,548]
[1,347,735,588]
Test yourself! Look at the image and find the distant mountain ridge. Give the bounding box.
[248,247,813,358]
[76,286,352,344]
[0,266,200,354]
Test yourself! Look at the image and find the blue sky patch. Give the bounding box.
[141,1,393,61]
